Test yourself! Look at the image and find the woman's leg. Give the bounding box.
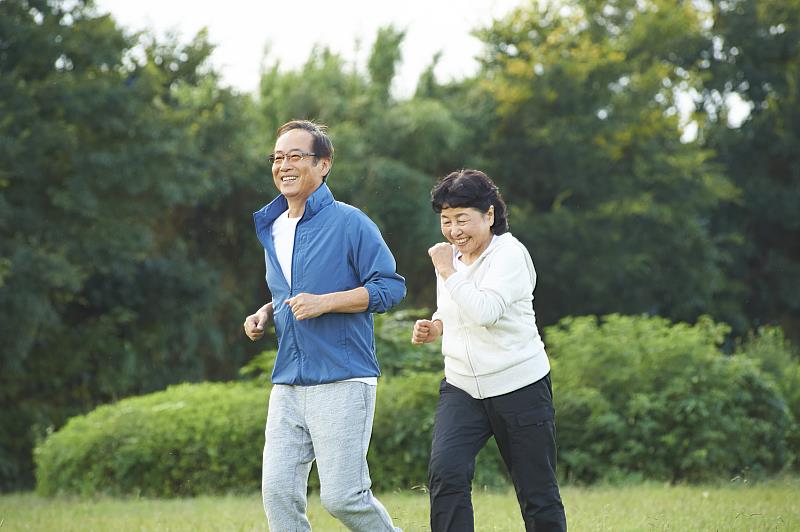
[488,374,567,532]
[428,379,492,532]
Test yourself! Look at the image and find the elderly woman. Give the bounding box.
[412,169,567,532]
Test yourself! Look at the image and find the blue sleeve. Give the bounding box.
[347,211,406,313]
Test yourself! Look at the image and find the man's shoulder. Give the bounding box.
[332,201,375,225]
[333,200,360,215]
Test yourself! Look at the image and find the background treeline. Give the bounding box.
[2,0,799,491]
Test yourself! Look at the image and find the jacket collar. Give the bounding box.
[253,183,335,235]
[302,182,335,219]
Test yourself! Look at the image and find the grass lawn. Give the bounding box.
[1,478,798,531]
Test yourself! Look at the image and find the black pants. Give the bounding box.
[428,374,567,532]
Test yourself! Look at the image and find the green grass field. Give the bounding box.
[2,479,798,531]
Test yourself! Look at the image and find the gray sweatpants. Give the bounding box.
[262,381,402,532]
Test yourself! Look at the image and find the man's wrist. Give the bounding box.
[320,293,333,315]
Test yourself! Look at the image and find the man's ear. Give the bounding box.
[319,157,331,177]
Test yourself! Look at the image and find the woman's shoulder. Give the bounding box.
[486,233,536,279]
[490,233,530,258]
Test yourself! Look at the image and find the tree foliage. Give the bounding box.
[548,314,794,483]
[0,0,265,489]
[2,0,800,491]
[702,0,800,337]
[471,0,735,326]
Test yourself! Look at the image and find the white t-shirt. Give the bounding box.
[270,209,377,386]
[271,210,301,286]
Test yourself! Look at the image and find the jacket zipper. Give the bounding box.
[289,215,302,382]
[455,299,482,399]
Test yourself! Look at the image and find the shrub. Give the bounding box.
[35,313,797,496]
[34,373,509,497]
[35,382,267,497]
[735,327,800,469]
[371,372,509,491]
[546,314,794,483]
[373,310,444,376]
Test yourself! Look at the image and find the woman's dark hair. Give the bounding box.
[431,169,509,235]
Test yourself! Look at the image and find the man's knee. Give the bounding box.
[261,477,281,501]
[262,457,282,488]
[262,459,298,506]
[319,487,359,518]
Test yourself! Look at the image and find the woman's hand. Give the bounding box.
[412,319,443,344]
[429,243,456,278]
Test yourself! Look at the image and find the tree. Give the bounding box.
[0,0,263,489]
[702,0,800,340]
[470,0,734,326]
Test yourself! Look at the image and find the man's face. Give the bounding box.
[271,129,329,204]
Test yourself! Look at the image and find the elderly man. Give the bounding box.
[244,119,405,531]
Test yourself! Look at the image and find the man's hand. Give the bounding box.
[244,303,273,341]
[286,293,329,320]
[412,319,442,344]
[429,242,456,278]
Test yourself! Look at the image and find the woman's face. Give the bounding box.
[440,205,495,262]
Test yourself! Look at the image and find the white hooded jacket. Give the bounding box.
[432,232,551,399]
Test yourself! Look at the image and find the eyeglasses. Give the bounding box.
[268,150,316,166]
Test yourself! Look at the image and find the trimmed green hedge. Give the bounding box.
[34,382,266,497]
[35,314,798,496]
[34,376,506,497]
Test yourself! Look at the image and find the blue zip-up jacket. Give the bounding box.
[253,183,406,385]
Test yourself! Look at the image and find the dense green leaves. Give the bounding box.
[33,375,502,496]
[34,315,797,496]
[34,382,266,497]
[0,0,265,489]
[703,0,800,337]
[547,314,794,482]
[3,0,800,491]
[472,0,733,325]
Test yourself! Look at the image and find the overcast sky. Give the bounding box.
[94,0,522,96]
